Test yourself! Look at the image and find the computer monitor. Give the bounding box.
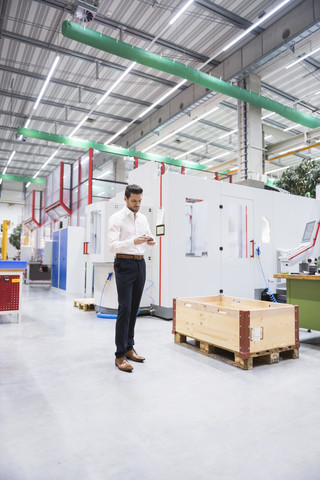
[301,221,316,244]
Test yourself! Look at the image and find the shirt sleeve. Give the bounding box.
[108,215,135,252]
[144,218,157,245]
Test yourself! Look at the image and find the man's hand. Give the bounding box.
[146,237,156,246]
[134,235,156,246]
[134,235,149,245]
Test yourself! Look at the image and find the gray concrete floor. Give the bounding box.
[1,285,320,480]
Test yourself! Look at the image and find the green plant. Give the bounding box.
[275,159,320,198]
[9,224,21,250]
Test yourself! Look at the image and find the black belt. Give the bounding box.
[116,254,144,260]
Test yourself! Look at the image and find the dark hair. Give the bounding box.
[125,184,143,198]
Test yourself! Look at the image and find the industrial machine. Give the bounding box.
[84,161,320,319]
[279,220,320,272]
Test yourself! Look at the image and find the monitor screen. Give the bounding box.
[301,221,316,243]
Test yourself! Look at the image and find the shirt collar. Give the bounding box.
[124,205,138,219]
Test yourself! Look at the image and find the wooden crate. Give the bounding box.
[173,295,300,370]
[73,298,95,312]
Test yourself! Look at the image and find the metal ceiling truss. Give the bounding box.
[0,164,52,176]
[262,82,320,114]
[62,20,320,129]
[0,110,115,137]
[2,0,320,186]
[1,30,179,88]
[32,0,248,67]
[1,64,153,108]
[118,1,320,149]
[0,136,82,157]
[0,89,133,124]
[194,0,263,32]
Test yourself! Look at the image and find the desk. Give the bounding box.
[0,261,26,322]
[274,274,320,330]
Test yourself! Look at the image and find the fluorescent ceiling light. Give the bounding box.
[169,0,194,25]
[7,151,16,166]
[104,125,128,145]
[286,45,320,69]
[200,151,231,165]
[267,166,290,174]
[97,169,112,179]
[283,124,299,132]
[33,56,60,110]
[265,135,272,139]
[70,116,89,137]
[262,112,276,120]
[26,182,30,188]
[175,143,207,159]
[97,63,136,106]
[142,106,219,153]
[223,0,292,52]
[33,171,40,179]
[219,129,237,140]
[138,80,187,119]
[2,151,16,178]
[41,149,60,170]
[278,144,306,155]
[105,80,187,144]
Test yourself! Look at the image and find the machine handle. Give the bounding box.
[83,242,89,254]
[250,240,255,258]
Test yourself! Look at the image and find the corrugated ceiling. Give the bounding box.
[0,0,320,189]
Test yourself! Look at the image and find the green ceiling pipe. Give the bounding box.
[0,173,45,184]
[17,127,207,171]
[62,20,320,130]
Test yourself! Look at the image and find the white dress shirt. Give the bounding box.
[108,206,153,255]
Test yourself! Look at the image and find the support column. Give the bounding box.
[237,74,263,183]
[115,157,127,183]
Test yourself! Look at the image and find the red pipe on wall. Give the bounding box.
[88,148,93,205]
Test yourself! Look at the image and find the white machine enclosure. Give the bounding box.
[86,161,320,318]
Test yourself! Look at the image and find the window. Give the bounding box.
[185,198,208,257]
[261,216,271,244]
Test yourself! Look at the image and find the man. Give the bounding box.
[108,184,156,372]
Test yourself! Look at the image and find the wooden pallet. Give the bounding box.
[174,332,299,370]
[73,298,95,312]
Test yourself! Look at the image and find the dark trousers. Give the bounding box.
[114,257,146,358]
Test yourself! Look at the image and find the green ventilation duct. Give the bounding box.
[16,127,207,171]
[62,20,320,130]
[0,173,45,184]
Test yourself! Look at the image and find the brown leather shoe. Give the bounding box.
[115,357,133,372]
[126,349,145,363]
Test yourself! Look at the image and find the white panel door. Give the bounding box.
[220,196,255,298]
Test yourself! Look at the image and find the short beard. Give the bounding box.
[128,205,139,213]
